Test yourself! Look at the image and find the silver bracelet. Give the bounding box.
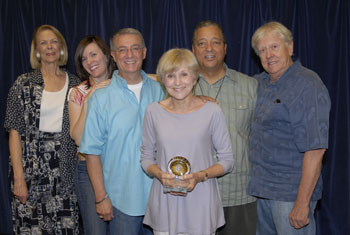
[95,194,108,204]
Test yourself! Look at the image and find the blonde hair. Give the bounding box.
[251,21,293,55]
[30,24,68,69]
[156,48,199,82]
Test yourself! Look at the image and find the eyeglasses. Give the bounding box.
[115,46,143,55]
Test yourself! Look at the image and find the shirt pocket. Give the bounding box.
[227,98,255,136]
[265,102,289,125]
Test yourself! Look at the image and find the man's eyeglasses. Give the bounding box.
[116,46,143,55]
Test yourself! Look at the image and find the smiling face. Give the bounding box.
[256,31,294,82]
[192,25,227,72]
[36,29,62,64]
[81,42,109,81]
[163,64,197,101]
[111,34,146,78]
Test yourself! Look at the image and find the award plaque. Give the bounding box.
[163,156,191,194]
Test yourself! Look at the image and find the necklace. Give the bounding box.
[198,76,225,101]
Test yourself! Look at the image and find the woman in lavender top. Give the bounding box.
[140,48,234,235]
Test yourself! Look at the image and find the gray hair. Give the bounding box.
[110,28,145,51]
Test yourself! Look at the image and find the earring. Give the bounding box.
[60,50,64,56]
[36,52,40,59]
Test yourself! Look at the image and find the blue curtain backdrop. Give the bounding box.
[0,0,349,234]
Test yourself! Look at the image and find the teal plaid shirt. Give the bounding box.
[195,65,257,206]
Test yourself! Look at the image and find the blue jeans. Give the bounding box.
[76,160,153,235]
[109,206,153,235]
[256,199,317,235]
[76,160,108,234]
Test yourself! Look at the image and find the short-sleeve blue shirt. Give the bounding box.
[247,61,331,201]
[79,70,164,216]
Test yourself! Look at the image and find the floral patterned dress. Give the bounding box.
[4,69,80,235]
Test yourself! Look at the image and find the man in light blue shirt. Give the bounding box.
[79,28,164,234]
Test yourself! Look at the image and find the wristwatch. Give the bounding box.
[200,170,208,182]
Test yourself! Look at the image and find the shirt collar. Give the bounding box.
[198,63,236,85]
[223,63,239,82]
[31,69,44,84]
[260,59,301,86]
[112,70,149,88]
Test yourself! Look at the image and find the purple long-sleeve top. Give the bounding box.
[140,101,234,235]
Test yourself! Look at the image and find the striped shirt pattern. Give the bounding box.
[194,65,257,206]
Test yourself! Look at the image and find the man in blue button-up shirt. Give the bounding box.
[79,28,164,234]
[247,22,331,235]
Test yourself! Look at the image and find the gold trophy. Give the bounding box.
[163,156,191,194]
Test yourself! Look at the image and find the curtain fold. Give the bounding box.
[1,0,349,234]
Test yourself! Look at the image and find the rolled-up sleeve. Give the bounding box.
[79,93,106,155]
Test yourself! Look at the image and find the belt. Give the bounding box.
[78,152,87,161]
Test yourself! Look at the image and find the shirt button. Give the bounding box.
[259,104,262,107]
[265,88,269,91]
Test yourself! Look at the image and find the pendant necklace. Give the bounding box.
[198,77,225,101]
